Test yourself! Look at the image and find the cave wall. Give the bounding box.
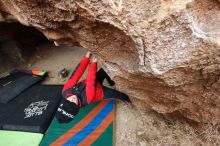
[0,22,47,72]
[0,0,219,126]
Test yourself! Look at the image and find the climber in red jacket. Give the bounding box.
[55,52,130,123]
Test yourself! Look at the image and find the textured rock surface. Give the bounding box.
[0,0,219,126]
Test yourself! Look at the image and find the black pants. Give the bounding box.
[96,68,130,102]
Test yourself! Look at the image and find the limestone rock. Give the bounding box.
[0,0,219,126]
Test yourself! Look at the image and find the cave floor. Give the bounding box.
[2,43,217,146]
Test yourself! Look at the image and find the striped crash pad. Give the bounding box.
[40,100,115,146]
[0,130,43,146]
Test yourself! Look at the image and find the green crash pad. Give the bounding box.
[0,130,43,146]
[41,100,115,146]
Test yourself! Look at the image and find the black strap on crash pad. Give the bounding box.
[0,75,42,103]
[0,70,45,104]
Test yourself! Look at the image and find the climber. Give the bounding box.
[55,51,130,123]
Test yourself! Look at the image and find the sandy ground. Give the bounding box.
[1,43,219,146]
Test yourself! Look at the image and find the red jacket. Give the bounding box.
[62,57,104,107]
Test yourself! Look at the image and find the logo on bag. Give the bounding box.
[24,100,50,119]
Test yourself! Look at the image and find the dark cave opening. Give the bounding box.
[0,22,49,72]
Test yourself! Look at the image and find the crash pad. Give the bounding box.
[40,100,115,146]
[0,69,46,103]
[0,130,43,146]
[0,85,62,133]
